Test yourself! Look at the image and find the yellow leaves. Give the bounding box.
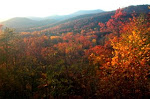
[89,15,150,89]
[141,47,145,50]
[96,56,101,61]
[111,61,115,66]
[138,52,142,55]
[50,36,61,40]
[111,56,118,66]
[109,16,150,75]
[132,31,136,36]
[128,34,133,40]
[106,62,111,66]
[89,53,94,58]
[89,52,107,65]
[121,53,125,57]
[92,39,96,43]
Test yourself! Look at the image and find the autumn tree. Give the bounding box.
[99,8,126,42]
[100,14,150,98]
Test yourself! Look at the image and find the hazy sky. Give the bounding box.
[0,0,149,21]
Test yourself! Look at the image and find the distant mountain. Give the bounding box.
[1,9,104,31]
[26,11,113,33]
[71,9,104,16]
[27,15,62,21]
[27,16,43,21]
[1,17,37,28]
[1,17,58,30]
[25,5,149,33]
[1,5,149,32]
[56,9,104,20]
[28,9,104,21]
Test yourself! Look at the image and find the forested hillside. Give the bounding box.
[0,5,149,99]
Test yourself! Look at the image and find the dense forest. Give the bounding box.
[0,5,150,99]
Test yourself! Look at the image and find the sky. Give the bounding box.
[0,0,149,21]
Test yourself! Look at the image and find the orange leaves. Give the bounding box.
[62,32,73,41]
[92,39,96,45]
[50,36,61,40]
[87,9,150,95]
[111,56,118,66]
[108,15,150,83]
[91,10,150,80]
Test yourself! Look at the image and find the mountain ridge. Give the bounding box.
[0,9,104,30]
[24,5,149,33]
[1,5,149,32]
